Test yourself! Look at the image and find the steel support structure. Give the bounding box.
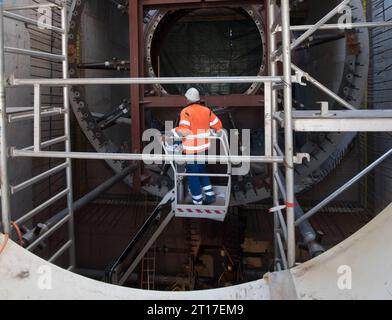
[61,4,77,268]
[266,0,297,269]
[268,0,392,270]
[267,0,281,270]
[280,0,296,268]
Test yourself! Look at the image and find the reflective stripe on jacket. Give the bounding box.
[174,104,223,154]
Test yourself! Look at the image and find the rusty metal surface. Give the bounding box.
[142,95,264,108]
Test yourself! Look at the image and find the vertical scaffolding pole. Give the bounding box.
[268,0,281,270]
[61,4,76,269]
[0,0,11,235]
[281,0,296,267]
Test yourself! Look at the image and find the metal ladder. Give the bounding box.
[140,245,157,290]
[0,1,75,269]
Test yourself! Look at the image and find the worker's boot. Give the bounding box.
[204,195,216,206]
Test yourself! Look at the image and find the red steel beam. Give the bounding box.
[130,0,142,190]
[141,0,264,9]
[142,95,264,108]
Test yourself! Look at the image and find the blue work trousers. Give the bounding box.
[186,163,214,204]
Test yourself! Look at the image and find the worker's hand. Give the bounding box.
[172,129,185,138]
[164,132,174,143]
[166,129,182,139]
[166,130,175,137]
[166,143,182,154]
[211,130,223,137]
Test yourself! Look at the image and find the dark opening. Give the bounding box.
[151,8,264,96]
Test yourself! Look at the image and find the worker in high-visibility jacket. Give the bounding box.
[172,88,223,205]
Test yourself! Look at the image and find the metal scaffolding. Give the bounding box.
[0,1,75,269]
[1,0,392,274]
[267,0,392,270]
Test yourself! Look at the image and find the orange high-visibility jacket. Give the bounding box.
[174,104,223,154]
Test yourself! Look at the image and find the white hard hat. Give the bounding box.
[185,88,200,103]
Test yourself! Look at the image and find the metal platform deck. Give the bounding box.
[276,110,392,132]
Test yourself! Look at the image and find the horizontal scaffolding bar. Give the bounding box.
[23,135,67,152]
[10,76,284,87]
[8,107,64,123]
[295,148,392,226]
[11,162,69,194]
[177,173,230,178]
[15,188,70,225]
[5,107,34,114]
[277,110,392,132]
[4,11,64,34]
[5,47,65,61]
[48,240,72,263]
[10,149,285,164]
[277,21,392,32]
[4,4,61,11]
[26,215,70,251]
